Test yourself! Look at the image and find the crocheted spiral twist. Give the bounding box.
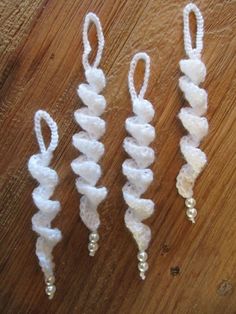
[123,52,155,279]
[123,98,155,249]
[176,59,208,198]
[71,67,107,234]
[28,110,61,299]
[176,3,208,223]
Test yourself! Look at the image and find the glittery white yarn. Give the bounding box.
[123,53,155,279]
[28,110,61,287]
[176,4,208,219]
[71,13,107,241]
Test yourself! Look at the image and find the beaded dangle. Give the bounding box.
[71,13,107,256]
[176,3,208,223]
[28,110,62,299]
[122,52,155,280]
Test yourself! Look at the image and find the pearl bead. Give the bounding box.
[89,232,99,243]
[137,251,148,262]
[138,262,149,272]
[186,208,197,218]
[140,272,146,280]
[45,276,55,285]
[88,242,98,252]
[45,285,56,297]
[185,198,196,208]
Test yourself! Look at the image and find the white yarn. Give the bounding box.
[176,3,208,222]
[71,13,107,253]
[82,12,105,71]
[123,52,155,279]
[183,3,204,60]
[28,110,61,298]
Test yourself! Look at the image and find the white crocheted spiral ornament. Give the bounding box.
[71,12,107,256]
[28,110,61,299]
[176,3,208,223]
[122,52,155,280]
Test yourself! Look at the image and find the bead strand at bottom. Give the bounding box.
[137,251,149,280]
[45,275,56,300]
[88,231,99,256]
[185,197,197,223]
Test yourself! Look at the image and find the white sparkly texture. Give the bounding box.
[28,110,62,282]
[176,4,208,200]
[123,52,155,253]
[71,13,107,233]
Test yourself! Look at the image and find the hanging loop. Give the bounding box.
[82,12,105,70]
[34,110,58,154]
[128,52,151,102]
[183,3,204,59]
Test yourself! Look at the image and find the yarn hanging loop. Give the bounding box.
[34,110,59,154]
[82,12,105,70]
[128,52,150,102]
[183,3,204,59]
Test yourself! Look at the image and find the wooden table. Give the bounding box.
[1,0,236,313]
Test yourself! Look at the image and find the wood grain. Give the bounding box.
[0,0,236,313]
